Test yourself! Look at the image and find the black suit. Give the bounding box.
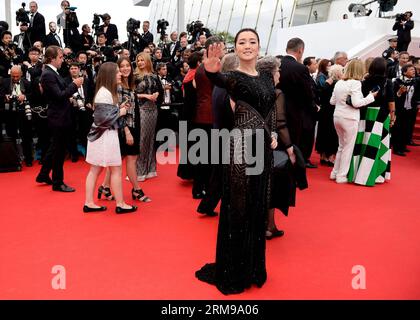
[0,77,33,164]
[99,24,119,46]
[44,32,63,48]
[13,32,31,55]
[28,12,46,44]
[278,55,315,160]
[141,31,154,45]
[163,41,180,61]
[393,20,414,52]
[37,65,78,187]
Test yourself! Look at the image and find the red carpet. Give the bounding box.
[1,148,420,300]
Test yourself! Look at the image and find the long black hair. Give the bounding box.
[234,28,260,47]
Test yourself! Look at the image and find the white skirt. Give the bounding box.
[86,129,122,167]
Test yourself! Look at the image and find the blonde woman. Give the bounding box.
[134,52,160,181]
[329,59,378,183]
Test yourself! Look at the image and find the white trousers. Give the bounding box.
[332,117,359,181]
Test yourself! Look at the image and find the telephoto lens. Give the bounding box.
[24,102,32,121]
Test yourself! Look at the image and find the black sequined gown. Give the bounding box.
[195,70,276,295]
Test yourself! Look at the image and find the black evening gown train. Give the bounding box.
[195,70,276,295]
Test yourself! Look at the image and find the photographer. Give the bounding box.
[27,1,46,45]
[392,63,420,156]
[57,1,81,53]
[13,22,31,57]
[0,65,33,166]
[90,32,115,63]
[141,21,154,46]
[393,11,414,52]
[80,24,94,51]
[187,21,211,45]
[98,13,119,46]
[0,31,23,78]
[65,62,93,161]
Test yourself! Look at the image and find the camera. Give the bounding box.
[72,93,85,111]
[23,101,32,120]
[127,18,141,34]
[4,94,18,112]
[186,20,211,44]
[157,19,169,37]
[395,13,407,23]
[15,3,30,26]
[92,13,105,35]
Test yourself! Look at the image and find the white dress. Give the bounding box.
[85,87,122,167]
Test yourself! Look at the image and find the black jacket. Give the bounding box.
[0,77,32,108]
[44,32,63,48]
[99,24,119,46]
[278,55,315,144]
[393,20,414,43]
[13,33,31,54]
[40,65,78,128]
[28,12,46,44]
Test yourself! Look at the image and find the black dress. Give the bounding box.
[315,76,339,157]
[195,70,276,295]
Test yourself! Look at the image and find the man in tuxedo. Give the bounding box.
[36,45,84,192]
[99,14,119,46]
[80,24,94,51]
[388,51,410,80]
[44,22,63,48]
[13,22,31,56]
[163,31,180,61]
[302,56,320,168]
[141,21,154,46]
[278,38,316,168]
[28,1,46,45]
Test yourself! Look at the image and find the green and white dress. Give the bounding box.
[348,78,393,186]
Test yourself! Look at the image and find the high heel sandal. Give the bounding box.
[131,188,152,202]
[97,186,114,200]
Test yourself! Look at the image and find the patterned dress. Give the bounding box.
[195,70,276,295]
[348,77,393,186]
[135,73,160,180]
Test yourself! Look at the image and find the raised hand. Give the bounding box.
[203,43,222,73]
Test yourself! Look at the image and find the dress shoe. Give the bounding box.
[197,207,218,217]
[408,141,420,146]
[393,150,406,157]
[52,184,75,192]
[36,175,53,185]
[71,154,79,162]
[26,161,33,167]
[266,228,284,240]
[305,161,318,169]
[403,148,411,153]
[115,205,138,214]
[83,205,107,213]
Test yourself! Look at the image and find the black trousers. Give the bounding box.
[407,107,418,143]
[192,123,212,195]
[392,108,412,152]
[300,119,316,162]
[397,40,410,53]
[197,163,223,213]
[33,111,50,162]
[38,126,70,187]
[4,110,33,164]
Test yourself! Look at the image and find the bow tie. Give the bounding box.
[161,77,167,80]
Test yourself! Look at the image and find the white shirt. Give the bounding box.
[47,64,59,74]
[330,79,375,121]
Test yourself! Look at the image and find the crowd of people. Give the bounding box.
[1,1,419,295]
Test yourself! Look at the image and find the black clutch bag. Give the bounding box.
[346,94,353,107]
[273,149,289,171]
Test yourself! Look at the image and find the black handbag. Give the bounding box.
[273,149,289,171]
[346,94,353,107]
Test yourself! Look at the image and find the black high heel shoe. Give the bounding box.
[132,189,152,202]
[98,186,114,200]
[115,205,138,214]
[83,205,107,213]
[266,228,285,240]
